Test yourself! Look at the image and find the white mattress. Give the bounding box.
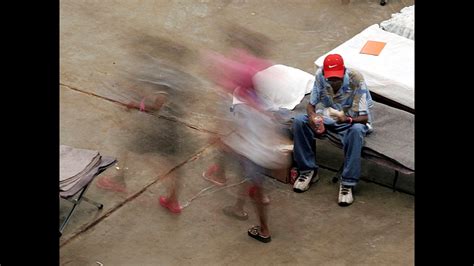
[314,24,414,110]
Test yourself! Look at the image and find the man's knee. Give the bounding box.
[348,123,367,136]
[293,114,308,127]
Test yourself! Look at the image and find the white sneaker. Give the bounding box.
[338,183,354,206]
[293,170,319,193]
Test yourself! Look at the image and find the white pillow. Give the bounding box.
[252,64,314,111]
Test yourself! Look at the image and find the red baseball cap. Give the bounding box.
[323,54,345,78]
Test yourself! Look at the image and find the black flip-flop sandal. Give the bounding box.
[247,225,271,243]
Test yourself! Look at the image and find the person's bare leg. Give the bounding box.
[222,172,248,220]
[115,152,128,188]
[159,167,182,213]
[250,185,270,236]
[231,183,247,214]
[167,176,178,202]
[203,141,230,185]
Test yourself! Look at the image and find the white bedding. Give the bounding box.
[380,5,414,40]
[314,24,414,110]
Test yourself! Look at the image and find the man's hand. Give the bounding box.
[307,103,325,134]
[309,114,325,134]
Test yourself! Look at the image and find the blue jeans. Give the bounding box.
[292,114,368,187]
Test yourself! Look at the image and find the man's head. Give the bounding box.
[323,54,345,79]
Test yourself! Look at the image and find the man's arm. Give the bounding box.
[306,103,319,129]
[306,103,317,120]
[308,69,325,121]
[334,113,368,124]
[351,114,368,124]
[307,71,326,131]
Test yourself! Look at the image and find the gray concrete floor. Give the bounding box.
[60,0,414,265]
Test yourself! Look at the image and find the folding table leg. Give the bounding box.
[59,201,80,235]
[59,182,103,236]
[83,196,103,209]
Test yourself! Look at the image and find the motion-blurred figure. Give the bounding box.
[203,28,290,242]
